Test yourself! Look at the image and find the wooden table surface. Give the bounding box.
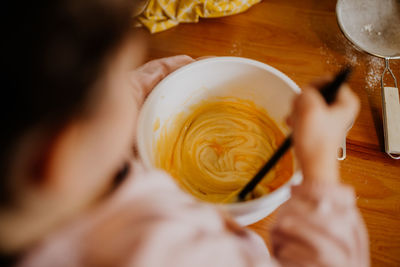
[145,0,400,265]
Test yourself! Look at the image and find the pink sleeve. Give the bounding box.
[18,165,368,267]
[18,163,272,267]
[130,55,195,106]
[99,164,272,267]
[270,181,370,267]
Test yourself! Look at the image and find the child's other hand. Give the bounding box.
[131,55,194,104]
[287,80,360,182]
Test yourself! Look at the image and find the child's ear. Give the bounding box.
[14,122,80,191]
[30,122,83,190]
[33,126,69,187]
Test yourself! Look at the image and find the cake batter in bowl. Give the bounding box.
[137,57,302,225]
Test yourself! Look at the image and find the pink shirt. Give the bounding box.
[18,162,369,267]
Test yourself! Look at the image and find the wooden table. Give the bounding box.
[145,0,400,265]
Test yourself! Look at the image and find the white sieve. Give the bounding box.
[337,0,400,159]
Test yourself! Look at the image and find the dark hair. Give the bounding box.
[0,0,136,205]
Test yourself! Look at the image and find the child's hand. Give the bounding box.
[131,55,195,105]
[288,80,360,182]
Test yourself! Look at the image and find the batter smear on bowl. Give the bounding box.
[155,97,293,203]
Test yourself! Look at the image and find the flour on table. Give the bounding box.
[366,56,384,91]
[344,43,361,66]
[229,42,243,56]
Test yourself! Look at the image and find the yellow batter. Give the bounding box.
[155,97,293,203]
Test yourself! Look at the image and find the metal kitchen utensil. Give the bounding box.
[337,0,400,159]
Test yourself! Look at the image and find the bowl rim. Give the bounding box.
[221,170,302,209]
[137,56,303,207]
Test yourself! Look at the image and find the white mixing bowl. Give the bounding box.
[137,57,303,225]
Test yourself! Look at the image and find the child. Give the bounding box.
[1,0,369,266]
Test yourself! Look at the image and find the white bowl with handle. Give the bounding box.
[137,57,303,225]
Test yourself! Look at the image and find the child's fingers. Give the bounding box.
[287,92,304,128]
[308,75,334,89]
[196,56,216,61]
[137,55,194,75]
[286,115,293,127]
[133,55,195,96]
[158,55,195,73]
[284,76,335,128]
[289,82,358,131]
[330,85,360,127]
[288,88,326,134]
[294,87,326,117]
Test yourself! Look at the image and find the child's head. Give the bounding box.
[1,0,145,253]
